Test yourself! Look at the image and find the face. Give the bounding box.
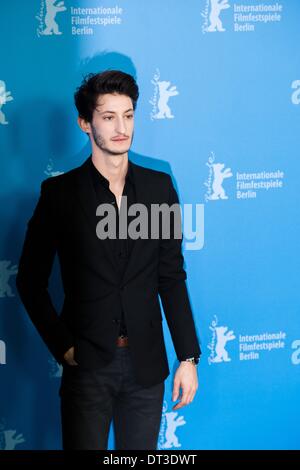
[81,93,134,157]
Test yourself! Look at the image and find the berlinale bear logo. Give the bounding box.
[206,0,230,32]
[36,0,67,37]
[0,80,13,126]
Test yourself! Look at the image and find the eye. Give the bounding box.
[126,114,134,119]
[103,116,114,121]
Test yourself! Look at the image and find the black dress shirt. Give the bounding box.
[89,157,136,337]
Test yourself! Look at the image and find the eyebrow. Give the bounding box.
[96,108,134,115]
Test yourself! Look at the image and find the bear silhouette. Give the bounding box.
[161,411,186,448]
[206,0,230,32]
[43,0,66,36]
[0,80,13,125]
[154,80,179,119]
[3,430,25,450]
[0,260,18,298]
[209,163,232,200]
[212,326,235,363]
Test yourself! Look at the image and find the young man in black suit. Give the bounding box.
[16,70,201,450]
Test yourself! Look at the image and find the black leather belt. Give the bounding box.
[116,336,129,347]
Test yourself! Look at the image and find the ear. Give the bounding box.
[77,116,91,134]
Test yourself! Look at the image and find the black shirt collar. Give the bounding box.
[89,156,134,189]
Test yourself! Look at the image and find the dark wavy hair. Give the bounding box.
[74,70,139,122]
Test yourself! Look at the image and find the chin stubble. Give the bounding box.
[91,123,133,156]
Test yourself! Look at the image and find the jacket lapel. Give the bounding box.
[74,157,118,274]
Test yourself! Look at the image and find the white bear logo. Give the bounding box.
[154,80,178,119]
[44,158,64,177]
[0,260,18,298]
[206,0,230,33]
[150,69,179,120]
[48,357,63,378]
[291,340,300,365]
[161,411,186,449]
[2,430,25,450]
[291,80,300,105]
[42,0,67,36]
[0,420,25,450]
[0,80,13,125]
[211,326,236,363]
[208,162,232,200]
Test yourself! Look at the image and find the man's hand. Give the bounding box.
[63,346,78,366]
[172,362,198,410]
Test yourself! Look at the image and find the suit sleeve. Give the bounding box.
[16,179,75,364]
[158,175,201,361]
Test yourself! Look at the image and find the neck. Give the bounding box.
[91,151,128,186]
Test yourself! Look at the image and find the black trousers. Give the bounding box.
[59,345,165,450]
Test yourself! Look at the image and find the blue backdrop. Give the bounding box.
[0,0,299,450]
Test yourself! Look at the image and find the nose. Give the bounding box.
[115,116,126,135]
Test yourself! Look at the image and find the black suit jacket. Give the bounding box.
[16,157,201,387]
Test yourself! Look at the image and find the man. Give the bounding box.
[16,70,201,450]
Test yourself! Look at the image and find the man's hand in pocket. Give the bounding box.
[63,346,78,366]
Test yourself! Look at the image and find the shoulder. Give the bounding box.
[40,165,80,192]
[130,161,173,186]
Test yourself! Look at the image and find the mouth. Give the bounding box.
[111,137,129,142]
